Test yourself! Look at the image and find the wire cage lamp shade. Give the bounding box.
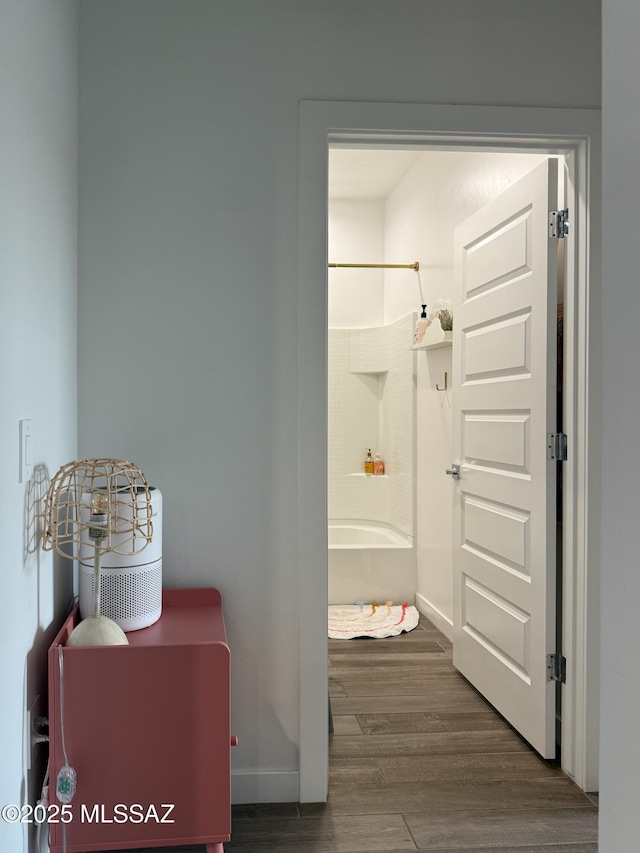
[43,458,154,646]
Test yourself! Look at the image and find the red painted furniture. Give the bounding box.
[48,588,233,852]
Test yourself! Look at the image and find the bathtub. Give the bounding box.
[328,520,416,605]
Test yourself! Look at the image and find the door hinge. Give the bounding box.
[549,208,569,239]
[547,653,567,683]
[547,432,567,461]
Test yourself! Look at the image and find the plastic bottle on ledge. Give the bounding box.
[415,304,429,344]
[364,448,373,475]
[373,453,385,475]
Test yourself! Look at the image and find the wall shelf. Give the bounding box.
[410,331,452,351]
[410,318,453,351]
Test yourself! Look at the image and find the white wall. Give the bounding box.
[78,0,601,803]
[0,1,78,850]
[600,1,640,849]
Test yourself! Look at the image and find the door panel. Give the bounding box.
[463,412,530,473]
[452,159,558,758]
[463,311,531,379]
[463,208,532,297]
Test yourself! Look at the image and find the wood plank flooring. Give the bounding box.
[97,614,598,853]
[226,614,597,852]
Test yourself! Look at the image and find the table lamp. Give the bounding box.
[43,458,153,646]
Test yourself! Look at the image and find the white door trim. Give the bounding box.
[298,100,601,801]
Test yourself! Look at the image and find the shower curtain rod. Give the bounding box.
[328,261,420,271]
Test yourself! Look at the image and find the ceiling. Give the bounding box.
[328,148,422,200]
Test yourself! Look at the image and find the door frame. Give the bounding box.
[298,100,601,800]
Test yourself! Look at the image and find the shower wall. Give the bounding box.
[328,315,415,536]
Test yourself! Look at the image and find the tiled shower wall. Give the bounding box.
[328,314,415,536]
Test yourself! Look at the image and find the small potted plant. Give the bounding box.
[435,306,453,331]
[418,300,453,346]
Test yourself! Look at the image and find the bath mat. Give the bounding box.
[328,602,419,639]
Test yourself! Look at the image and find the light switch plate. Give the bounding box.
[19,418,32,483]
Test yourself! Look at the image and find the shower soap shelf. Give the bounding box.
[410,318,452,350]
[411,334,452,351]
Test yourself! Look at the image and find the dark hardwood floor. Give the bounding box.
[98,614,598,852]
[226,614,598,853]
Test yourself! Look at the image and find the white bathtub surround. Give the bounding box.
[328,314,415,535]
[328,315,416,604]
[328,603,420,639]
[328,521,415,605]
[328,520,411,548]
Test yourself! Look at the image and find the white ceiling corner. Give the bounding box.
[328,148,422,200]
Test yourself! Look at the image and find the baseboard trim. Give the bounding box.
[232,770,299,804]
[415,592,454,642]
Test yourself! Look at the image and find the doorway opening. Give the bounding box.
[327,149,565,768]
[298,100,600,804]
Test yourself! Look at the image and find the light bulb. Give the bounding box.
[88,490,109,540]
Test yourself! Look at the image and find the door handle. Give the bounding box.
[445,464,460,479]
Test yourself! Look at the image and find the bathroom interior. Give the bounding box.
[327,145,556,639]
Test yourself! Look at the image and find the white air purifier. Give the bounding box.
[79,487,162,632]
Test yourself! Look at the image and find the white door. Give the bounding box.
[452,159,559,758]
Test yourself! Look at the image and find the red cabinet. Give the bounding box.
[48,588,232,852]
